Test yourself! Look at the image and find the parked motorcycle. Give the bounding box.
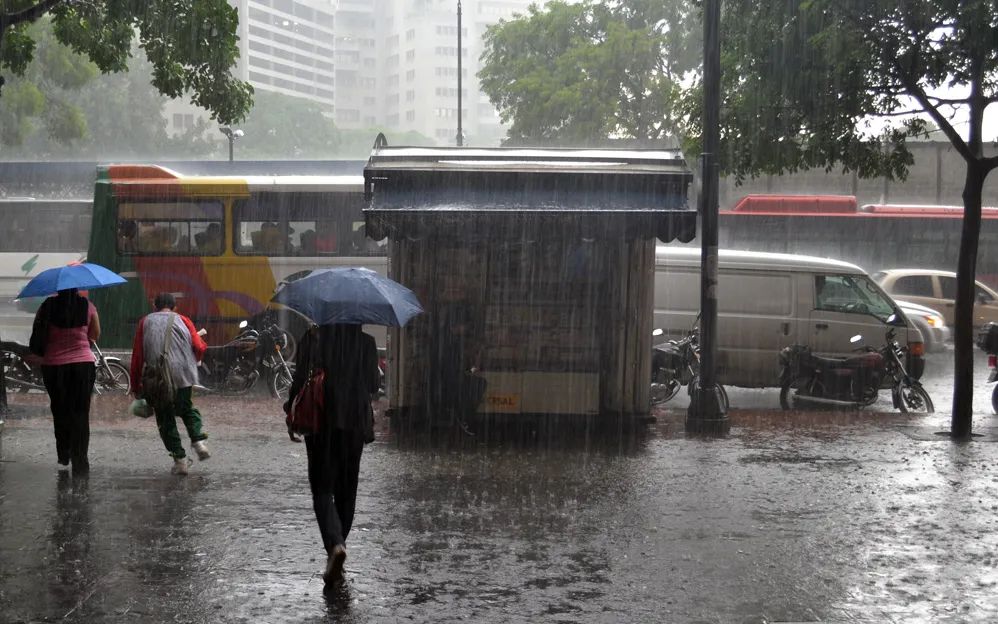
[0,341,129,395]
[975,322,998,414]
[650,323,729,409]
[779,325,934,413]
[198,321,295,399]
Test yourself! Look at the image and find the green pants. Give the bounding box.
[153,386,207,459]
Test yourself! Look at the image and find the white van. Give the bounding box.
[654,247,926,388]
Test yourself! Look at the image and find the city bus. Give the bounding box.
[86,165,387,349]
[714,194,998,288]
[0,199,91,342]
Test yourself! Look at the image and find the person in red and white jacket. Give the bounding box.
[130,292,209,476]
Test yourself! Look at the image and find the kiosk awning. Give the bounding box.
[363,147,696,243]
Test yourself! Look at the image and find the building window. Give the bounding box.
[406,29,416,41]
[406,70,416,82]
[406,110,415,121]
[406,90,415,102]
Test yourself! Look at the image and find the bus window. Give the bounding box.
[349,220,387,255]
[118,201,223,255]
[236,221,288,254]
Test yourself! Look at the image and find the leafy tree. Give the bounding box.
[682,0,997,437]
[0,19,217,159]
[230,91,434,159]
[479,0,697,144]
[0,0,252,126]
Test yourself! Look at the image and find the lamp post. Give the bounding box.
[456,0,463,147]
[686,0,729,435]
[220,127,244,162]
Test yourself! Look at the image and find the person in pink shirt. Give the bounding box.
[28,288,101,473]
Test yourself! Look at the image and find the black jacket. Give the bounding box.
[285,324,380,442]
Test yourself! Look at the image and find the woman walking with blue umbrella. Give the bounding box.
[21,262,125,473]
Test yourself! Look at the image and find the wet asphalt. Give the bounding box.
[1,350,997,623]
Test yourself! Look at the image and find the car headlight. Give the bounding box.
[925,315,944,328]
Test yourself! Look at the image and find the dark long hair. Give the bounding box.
[41,288,89,329]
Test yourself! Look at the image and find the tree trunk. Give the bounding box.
[951,160,985,439]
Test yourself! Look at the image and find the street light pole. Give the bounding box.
[456,0,463,147]
[220,127,244,162]
[686,0,729,435]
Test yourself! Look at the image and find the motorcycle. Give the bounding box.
[1,341,130,395]
[198,321,295,399]
[650,323,729,409]
[779,325,934,413]
[976,322,998,414]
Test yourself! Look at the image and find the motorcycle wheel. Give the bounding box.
[650,378,682,406]
[779,381,794,410]
[991,385,997,415]
[269,363,295,400]
[94,361,130,394]
[895,381,934,414]
[3,352,36,393]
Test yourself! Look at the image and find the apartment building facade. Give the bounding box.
[169,0,535,145]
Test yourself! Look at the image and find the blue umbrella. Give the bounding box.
[271,267,423,327]
[17,262,126,299]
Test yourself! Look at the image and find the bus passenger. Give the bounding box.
[194,222,223,255]
[299,229,318,255]
[28,288,101,473]
[315,220,337,253]
[118,220,138,253]
[259,222,285,253]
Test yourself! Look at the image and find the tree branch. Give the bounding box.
[983,155,998,173]
[0,0,64,31]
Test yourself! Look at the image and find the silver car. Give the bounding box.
[895,299,950,352]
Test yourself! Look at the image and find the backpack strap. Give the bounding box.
[160,311,176,361]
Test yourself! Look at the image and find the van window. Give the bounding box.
[893,275,934,297]
[815,274,898,322]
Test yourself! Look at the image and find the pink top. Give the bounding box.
[42,302,97,366]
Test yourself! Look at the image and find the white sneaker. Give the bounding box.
[192,440,211,461]
[171,457,192,475]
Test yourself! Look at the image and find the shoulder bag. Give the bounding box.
[287,335,325,435]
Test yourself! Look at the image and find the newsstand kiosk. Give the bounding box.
[363,147,695,424]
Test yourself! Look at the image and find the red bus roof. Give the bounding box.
[860,203,998,218]
[727,194,998,219]
[730,194,858,214]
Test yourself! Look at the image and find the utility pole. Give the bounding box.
[456,0,464,147]
[686,0,729,435]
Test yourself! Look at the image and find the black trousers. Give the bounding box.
[41,362,96,470]
[305,427,365,553]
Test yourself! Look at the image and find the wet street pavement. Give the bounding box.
[2,350,998,623]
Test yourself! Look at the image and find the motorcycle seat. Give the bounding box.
[810,351,884,370]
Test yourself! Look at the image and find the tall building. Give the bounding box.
[362,0,537,145]
[231,0,338,107]
[170,0,538,146]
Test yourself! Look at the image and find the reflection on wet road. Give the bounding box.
[1,350,996,623]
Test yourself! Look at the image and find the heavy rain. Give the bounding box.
[1,0,997,622]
